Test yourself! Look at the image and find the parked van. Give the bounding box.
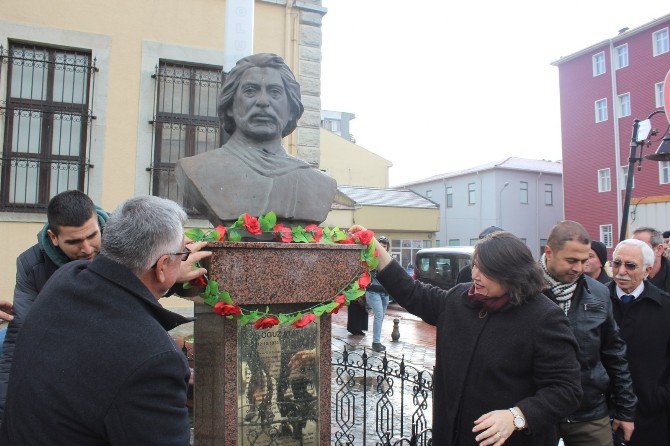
[414,246,474,291]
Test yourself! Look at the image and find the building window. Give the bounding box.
[595,98,608,123]
[618,93,631,118]
[520,181,528,204]
[653,28,669,56]
[469,238,478,246]
[0,43,96,210]
[150,60,223,211]
[446,186,453,208]
[598,168,611,192]
[391,239,430,271]
[467,183,476,205]
[615,44,629,69]
[544,183,553,205]
[448,239,460,246]
[620,166,634,190]
[592,52,606,76]
[435,239,441,247]
[600,224,613,248]
[426,189,432,199]
[660,161,670,185]
[656,82,665,108]
[540,238,548,256]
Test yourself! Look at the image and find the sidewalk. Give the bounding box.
[330,303,436,372]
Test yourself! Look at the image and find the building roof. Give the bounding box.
[396,157,562,187]
[551,13,670,66]
[338,185,438,209]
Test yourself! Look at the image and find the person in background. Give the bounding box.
[662,230,670,259]
[608,238,670,445]
[456,226,503,284]
[541,221,635,445]
[346,291,368,336]
[366,236,391,352]
[632,227,670,294]
[0,195,196,445]
[584,240,611,285]
[349,225,582,445]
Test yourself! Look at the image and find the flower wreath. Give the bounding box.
[184,211,379,330]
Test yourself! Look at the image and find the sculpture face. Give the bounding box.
[228,66,290,142]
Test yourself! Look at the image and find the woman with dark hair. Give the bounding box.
[348,227,582,446]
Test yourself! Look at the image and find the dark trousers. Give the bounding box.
[558,415,613,446]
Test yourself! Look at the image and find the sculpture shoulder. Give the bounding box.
[177,149,241,172]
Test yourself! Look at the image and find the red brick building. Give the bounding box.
[553,14,670,249]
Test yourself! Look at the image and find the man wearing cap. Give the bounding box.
[456,226,503,284]
[633,227,670,293]
[584,240,611,285]
[608,238,670,445]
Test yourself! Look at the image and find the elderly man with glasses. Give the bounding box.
[609,238,670,446]
[0,196,201,445]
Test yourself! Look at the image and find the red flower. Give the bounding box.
[254,316,280,329]
[358,271,371,289]
[273,224,293,243]
[354,230,374,245]
[243,213,262,235]
[213,302,242,317]
[337,237,356,244]
[305,224,323,242]
[214,225,227,241]
[189,275,207,288]
[292,313,316,328]
[331,294,346,314]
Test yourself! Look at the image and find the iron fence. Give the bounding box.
[331,347,433,446]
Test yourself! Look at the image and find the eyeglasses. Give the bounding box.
[152,247,191,268]
[611,259,639,270]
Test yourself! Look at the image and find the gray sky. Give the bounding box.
[320,1,669,186]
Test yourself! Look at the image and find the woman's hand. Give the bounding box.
[0,300,13,322]
[347,225,392,271]
[472,409,516,445]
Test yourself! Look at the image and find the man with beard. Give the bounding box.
[607,238,670,445]
[541,221,636,445]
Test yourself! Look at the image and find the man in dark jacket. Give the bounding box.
[0,195,194,445]
[541,221,636,445]
[609,238,670,445]
[0,190,108,420]
[633,227,670,293]
[584,240,611,285]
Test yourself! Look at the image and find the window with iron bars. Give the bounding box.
[149,61,224,212]
[0,42,96,211]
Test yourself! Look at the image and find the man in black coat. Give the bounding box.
[541,221,636,445]
[633,227,670,293]
[0,196,196,445]
[609,238,670,445]
[0,190,108,420]
[584,240,611,285]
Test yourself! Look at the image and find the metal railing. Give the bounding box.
[331,347,433,446]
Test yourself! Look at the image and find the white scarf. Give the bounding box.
[540,253,578,315]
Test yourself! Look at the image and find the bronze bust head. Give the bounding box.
[176,53,336,227]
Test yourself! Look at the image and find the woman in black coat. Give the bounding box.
[349,228,582,446]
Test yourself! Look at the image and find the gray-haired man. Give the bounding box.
[0,196,195,445]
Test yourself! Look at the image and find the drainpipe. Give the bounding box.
[536,172,543,258]
[609,38,622,242]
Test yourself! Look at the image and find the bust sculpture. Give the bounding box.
[176,53,337,226]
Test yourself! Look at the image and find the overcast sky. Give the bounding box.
[319,1,669,186]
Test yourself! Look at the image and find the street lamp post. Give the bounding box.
[498,182,509,228]
[619,110,670,242]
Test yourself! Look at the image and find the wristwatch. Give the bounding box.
[509,407,526,431]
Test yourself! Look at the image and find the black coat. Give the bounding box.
[544,276,636,422]
[378,260,582,446]
[649,256,670,294]
[0,255,192,445]
[610,280,670,446]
